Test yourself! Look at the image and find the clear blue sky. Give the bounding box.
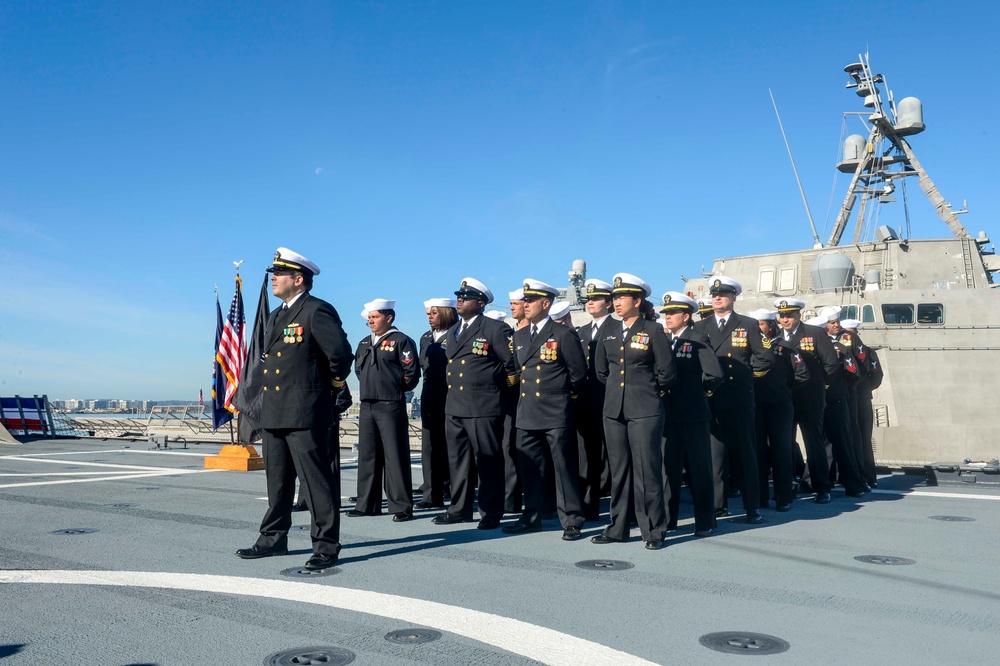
[3,1,998,400]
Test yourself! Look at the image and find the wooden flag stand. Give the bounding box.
[204,417,264,471]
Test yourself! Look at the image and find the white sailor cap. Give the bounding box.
[659,291,698,313]
[697,298,713,313]
[484,310,508,321]
[584,279,613,298]
[522,278,559,299]
[612,273,651,298]
[267,247,320,276]
[804,315,828,327]
[360,309,369,321]
[708,276,742,296]
[363,298,395,312]
[508,289,524,301]
[773,298,806,312]
[818,305,842,322]
[748,308,777,321]
[841,318,861,329]
[549,301,571,319]
[424,298,457,309]
[455,277,494,304]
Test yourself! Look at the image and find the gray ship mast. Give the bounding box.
[827,54,971,247]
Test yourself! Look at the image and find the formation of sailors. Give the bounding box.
[349,272,884,551]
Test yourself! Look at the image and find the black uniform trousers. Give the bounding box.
[663,420,716,532]
[857,386,877,485]
[501,395,523,514]
[576,408,609,521]
[603,413,667,542]
[258,424,341,557]
[516,427,585,529]
[419,417,450,506]
[846,386,868,484]
[755,400,795,506]
[823,397,867,494]
[709,407,761,512]
[444,414,505,522]
[793,399,831,494]
[355,400,412,515]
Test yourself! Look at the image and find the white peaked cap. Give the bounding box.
[659,291,697,312]
[773,298,806,311]
[522,279,559,298]
[584,278,614,297]
[708,275,742,295]
[549,301,571,319]
[424,298,457,309]
[363,299,395,312]
[484,310,507,320]
[612,273,651,298]
[748,308,777,321]
[269,247,321,276]
[455,277,494,304]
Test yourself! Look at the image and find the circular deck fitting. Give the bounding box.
[50,528,98,536]
[854,555,916,566]
[102,503,137,509]
[290,525,311,532]
[136,487,160,491]
[264,646,355,665]
[279,566,341,579]
[929,515,975,522]
[384,628,442,644]
[699,632,790,655]
[574,559,634,571]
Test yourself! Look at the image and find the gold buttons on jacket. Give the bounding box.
[263,369,268,374]
[275,369,280,374]
[620,382,625,387]
[277,352,282,357]
[461,360,466,364]
[264,353,269,359]
[522,365,526,371]
[275,386,280,391]
[536,392,540,397]
[449,359,454,364]
[536,365,541,371]
[460,386,464,390]
[263,386,268,391]
[535,378,540,384]
[459,373,463,377]
[522,393,526,397]
[522,379,526,384]
[619,358,624,363]
[619,346,624,351]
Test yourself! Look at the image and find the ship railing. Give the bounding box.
[873,404,890,428]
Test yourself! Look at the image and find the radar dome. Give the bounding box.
[811,253,856,293]
[895,97,925,135]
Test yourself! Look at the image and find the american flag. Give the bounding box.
[215,276,247,415]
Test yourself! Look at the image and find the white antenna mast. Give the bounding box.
[769,89,823,248]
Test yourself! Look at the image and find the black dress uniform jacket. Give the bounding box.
[419,331,449,426]
[514,320,587,430]
[663,328,723,423]
[445,315,517,417]
[694,312,773,407]
[355,330,421,400]
[783,323,840,406]
[260,295,353,428]
[597,319,677,419]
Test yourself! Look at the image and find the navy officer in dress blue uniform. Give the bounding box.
[502,279,588,540]
[576,278,615,521]
[592,273,676,550]
[693,276,770,524]
[350,298,421,522]
[660,291,724,537]
[432,278,518,530]
[237,247,353,571]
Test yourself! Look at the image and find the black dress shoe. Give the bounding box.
[746,509,763,524]
[303,553,337,571]
[432,513,468,525]
[501,520,541,534]
[590,534,625,544]
[644,539,663,550]
[414,501,443,510]
[291,501,308,512]
[235,543,288,559]
[477,518,501,530]
[392,510,413,522]
[798,481,813,494]
[346,509,380,517]
[715,508,729,518]
[694,528,714,537]
[846,489,867,498]
[868,480,879,489]
[815,491,832,504]
[562,526,583,541]
[775,503,792,512]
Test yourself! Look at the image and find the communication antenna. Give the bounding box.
[769,89,823,248]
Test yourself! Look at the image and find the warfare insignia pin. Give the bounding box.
[613,276,622,287]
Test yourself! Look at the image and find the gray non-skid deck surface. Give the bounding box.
[1,438,997,665]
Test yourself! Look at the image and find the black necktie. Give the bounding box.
[719,317,727,330]
[591,324,598,339]
[458,321,469,340]
[530,324,538,341]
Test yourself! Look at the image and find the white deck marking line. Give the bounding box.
[0,456,175,472]
[0,469,219,490]
[870,488,1000,501]
[0,570,658,666]
[0,471,155,477]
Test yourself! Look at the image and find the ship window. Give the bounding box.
[758,267,775,293]
[862,304,875,323]
[917,303,944,324]
[841,305,858,320]
[778,266,797,291]
[881,304,914,324]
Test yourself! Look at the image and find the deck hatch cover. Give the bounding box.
[699,632,790,655]
[929,515,975,522]
[263,646,355,665]
[50,528,97,535]
[384,628,442,644]
[574,559,634,571]
[854,555,916,565]
[279,567,340,578]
